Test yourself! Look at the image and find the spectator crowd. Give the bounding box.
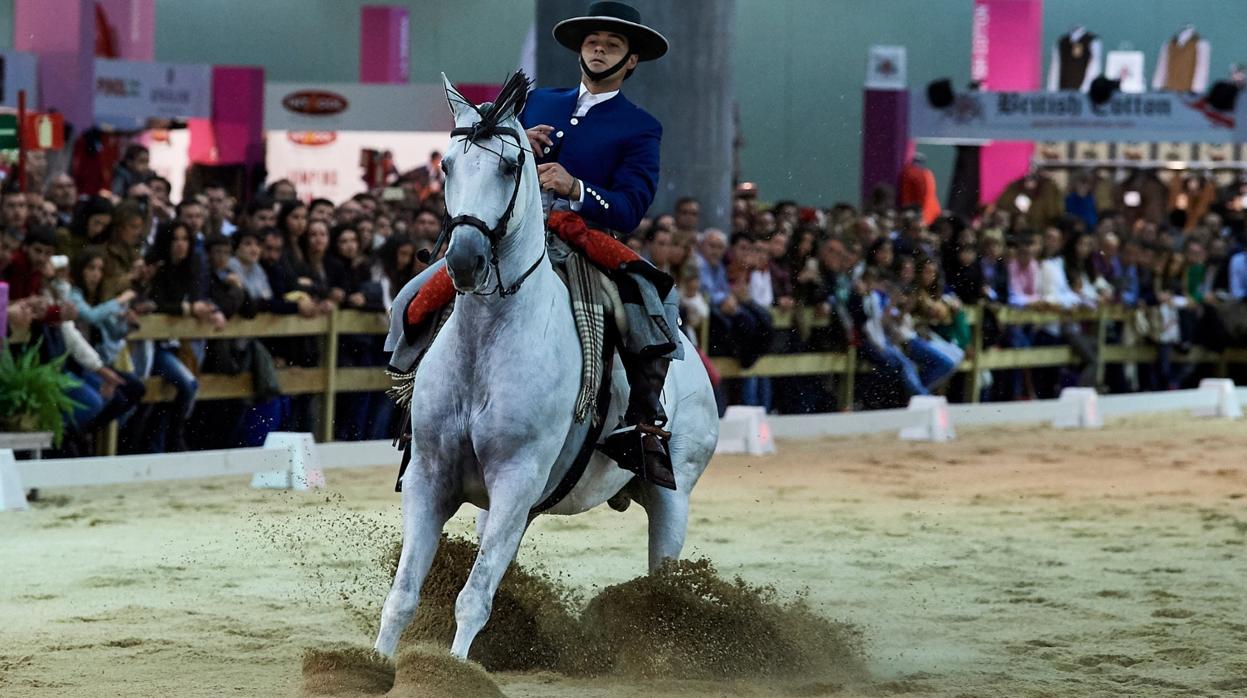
[7,142,1247,455]
[2,144,446,456]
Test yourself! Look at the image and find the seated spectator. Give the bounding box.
[4,190,31,240]
[1008,232,1042,307]
[3,226,77,325]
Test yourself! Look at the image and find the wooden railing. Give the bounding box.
[700,303,1247,406]
[114,303,1247,454]
[122,310,391,447]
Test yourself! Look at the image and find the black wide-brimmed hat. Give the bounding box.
[553,1,669,62]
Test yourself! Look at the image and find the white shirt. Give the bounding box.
[575,83,619,117]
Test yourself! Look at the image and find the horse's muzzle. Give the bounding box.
[446,229,491,291]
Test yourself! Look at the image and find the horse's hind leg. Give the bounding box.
[640,484,691,573]
[373,475,458,659]
[449,474,543,659]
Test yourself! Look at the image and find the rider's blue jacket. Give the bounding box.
[520,86,661,234]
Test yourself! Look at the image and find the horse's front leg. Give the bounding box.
[374,461,459,659]
[449,463,545,659]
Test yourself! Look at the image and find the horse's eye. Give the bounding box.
[501,160,518,177]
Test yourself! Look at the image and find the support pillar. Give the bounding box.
[972,0,1043,205]
[536,0,735,232]
[360,5,410,84]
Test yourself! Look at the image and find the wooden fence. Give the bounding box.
[701,304,1247,405]
[111,303,1247,454]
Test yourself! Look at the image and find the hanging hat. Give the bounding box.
[553,1,669,62]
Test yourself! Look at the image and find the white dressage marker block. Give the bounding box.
[251,432,326,490]
[1192,378,1241,419]
[0,450,29,512]
[1053,387,1102,429]
[715,406,776,455]
[899,396,955,442]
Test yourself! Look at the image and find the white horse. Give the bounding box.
[373,74,718,661]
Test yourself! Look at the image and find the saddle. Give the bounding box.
[390,243,619,514]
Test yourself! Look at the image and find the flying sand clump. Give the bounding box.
[387,535,867,680]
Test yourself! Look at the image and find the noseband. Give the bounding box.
[438,125,544,298]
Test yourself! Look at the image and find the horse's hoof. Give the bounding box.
[608,491,631,512]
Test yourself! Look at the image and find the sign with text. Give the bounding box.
[0,114,17,149]
[265,82,453,132]
[911,90,1247,144]
[94,59,212,129]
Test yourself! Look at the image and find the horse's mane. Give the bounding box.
[451,71,533,146]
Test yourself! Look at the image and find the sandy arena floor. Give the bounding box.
[2,413,1246,697]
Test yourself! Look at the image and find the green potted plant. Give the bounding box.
[0,340,83,447]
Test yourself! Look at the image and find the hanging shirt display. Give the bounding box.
[1152,28,1210,92]
[1047,28,1102,92]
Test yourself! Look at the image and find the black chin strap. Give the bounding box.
[580,53,633,82]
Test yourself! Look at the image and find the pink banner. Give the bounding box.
[96,0,156,61]
[360,6,410,84]
[14,0,95,131]
[973,0,1043,205]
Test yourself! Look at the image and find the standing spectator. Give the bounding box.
[243,197,278,237]
[278,200,309,266]
[898,153,941,225]
[142,220,216,452]
[204,185,237,237]
[266,179,298,202]
[642,223,673,273]
[374,235,416,311]
[1008,232,1042,307]
[308,198,336,224]
[100,202,146,300]
[57,195,113,260]
[111,144,152,197]
[46,174,78,228]
[67,247,135,368]
[674,196,701,239]
[3,191,30,240]
[695,228,731,308]
[177,199,210,252]
[1065,173,1098,231]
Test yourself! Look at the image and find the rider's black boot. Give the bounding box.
[601,352,676,490]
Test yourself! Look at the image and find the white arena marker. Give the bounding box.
[1053,387,1102,429]
[251,432,326,490]
[1192,378,1241,419]
[715,406,776,455]
[0,450,29,512]
[899,396,955,442]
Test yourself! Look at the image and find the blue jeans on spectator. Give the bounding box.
[906,335,963,391]
[146,348,198,452]
[861,342,927,398]
[68,369,145,433]
[739,376,773,411]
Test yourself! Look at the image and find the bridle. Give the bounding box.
[434,124,544,298]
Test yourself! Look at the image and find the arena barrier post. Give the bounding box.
[1053,387,1102,429]
[320,309,340,443]
[1192,378,1242,419]
[0,450,29,512]
[1093,307,1109,390]
[715,405,775,455]
[964,303,986,403]
[899,395,955,442]
[840,345,857,410]
[250,432,327,490]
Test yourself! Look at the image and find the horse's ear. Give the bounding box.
[442,73,472,122]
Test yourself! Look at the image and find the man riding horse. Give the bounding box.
[402,1,680,489]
